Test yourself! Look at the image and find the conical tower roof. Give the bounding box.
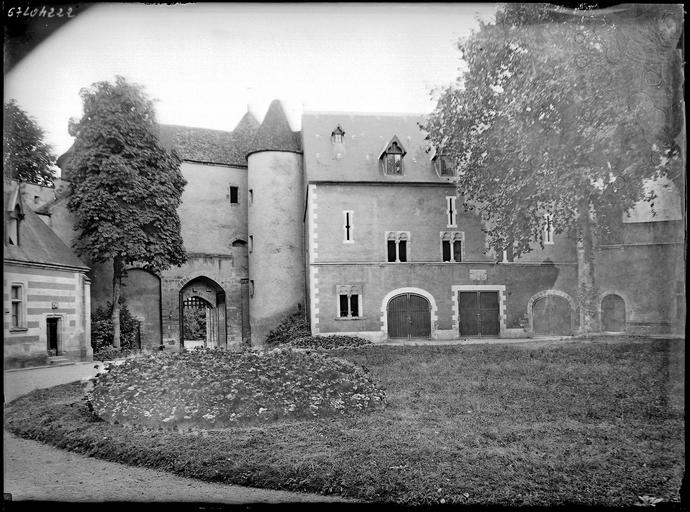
[247,100,302,157]
[231,110,260,159]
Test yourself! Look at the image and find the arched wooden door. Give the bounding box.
[387,293,431,339]
[533,295,571,335]
[601,294,626,332]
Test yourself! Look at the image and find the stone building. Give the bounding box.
[36,99,684,350]
[3,181,92,368]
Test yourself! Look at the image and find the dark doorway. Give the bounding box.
[458,291,500,336]
[47,318,59,354]
[533,295,571,335]
[601,294,626,332]
[387,293,431,339]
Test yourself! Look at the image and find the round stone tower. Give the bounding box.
[246,100,305,345]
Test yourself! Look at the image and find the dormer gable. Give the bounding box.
[379,135,406,175]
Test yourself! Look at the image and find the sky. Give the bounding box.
[4,2,498,161]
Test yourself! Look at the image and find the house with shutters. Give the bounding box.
[39,99,684,352]
[3,180,92,368]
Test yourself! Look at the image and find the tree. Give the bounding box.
[423,3,683,333]
[3,99,56,186]
[66,76,187,348]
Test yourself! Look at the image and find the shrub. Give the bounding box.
[264,311,311,345]
[86,348,386,430]
[286,335,373,350]
[91,299,140,352]
[183,307,206,340]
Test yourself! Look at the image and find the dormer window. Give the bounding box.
[433,152,454,177]
[7,205,23,245]
[331,125,345,144]
[380,137,406,175]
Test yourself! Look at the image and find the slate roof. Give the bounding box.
[246,100,302,157]
[58,112,261,170]
[4,184,88,270]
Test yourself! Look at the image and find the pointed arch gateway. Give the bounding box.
[179,276,227,349]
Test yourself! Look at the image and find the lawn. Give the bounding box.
[4,337,685,505]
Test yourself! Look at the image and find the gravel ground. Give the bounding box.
[3,431,347,503]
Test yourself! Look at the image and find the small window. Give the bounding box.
[543,214,554,245]
[10,284,25,329]
[440,231,464,262]
[249,235,254,253]
[343,210,354,243]
[229,186,239,204]
[337,285,362,319]
[380,137,406,175]
[331,125,345,144]
[434,153,454,177]
[7,205,22,245]
[249,189,253,205]
[249,280,255,298]
[386,231,410,262]
[446,196,457,227]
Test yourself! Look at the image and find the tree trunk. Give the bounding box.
[577,198,598,334]
[112,257,122,349]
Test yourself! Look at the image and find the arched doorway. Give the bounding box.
[601,294,626,332]
[532,295,572,335]
[179,276,226,349]
[387,293,431,339]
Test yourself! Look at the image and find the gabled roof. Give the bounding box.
[247,100,302,157]
[4,183,88,270]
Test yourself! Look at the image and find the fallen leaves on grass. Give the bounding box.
[86,348,386,430]
[285,335,373,350]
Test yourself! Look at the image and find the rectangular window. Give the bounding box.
[398,240,407,262]
[453,240,462,262]
[339,294,349,317]
[343,210,353,243]
[440,231,464,262]
[249,189,253,205]
[446,196,457,227]
[249,235,253,253]
[249,280,254,298]
[387,240,397,262]
[442,240,451,262]
[10,284,24,329]
[229,186,239,204]
[337,286,362,319]
[386,153,402,175]
[543,214,554,245]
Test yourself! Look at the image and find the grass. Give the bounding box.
[4,336,685,505]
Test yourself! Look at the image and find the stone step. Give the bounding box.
[47,356,73,366]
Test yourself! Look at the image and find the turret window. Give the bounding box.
[229,186,239,204]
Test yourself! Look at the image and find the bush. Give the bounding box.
[91,299,140,352]
[264,311,311,345]
[183,307,206,340]
[86,348,386,430]
[286,335,373,350]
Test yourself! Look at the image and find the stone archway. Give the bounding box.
[179,276,226,349]
[527,289,577,336]
[380,287,438,339]
[600,292,627,332]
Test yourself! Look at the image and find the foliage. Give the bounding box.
[424,4,683,256]
[5,338,684,505]
[91,300,140,352]
[66,76,187,347]
[183,307,206,340]
[286,335,373,350]
[264,311,311,345]
[86,348,386,430]
[3,99,56,186]
[423,4,683,332]
[66,76,187,272]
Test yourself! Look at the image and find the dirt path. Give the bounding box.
[3,430,348,503]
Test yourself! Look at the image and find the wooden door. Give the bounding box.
[458,291,499,336]
[387,293,431,339]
